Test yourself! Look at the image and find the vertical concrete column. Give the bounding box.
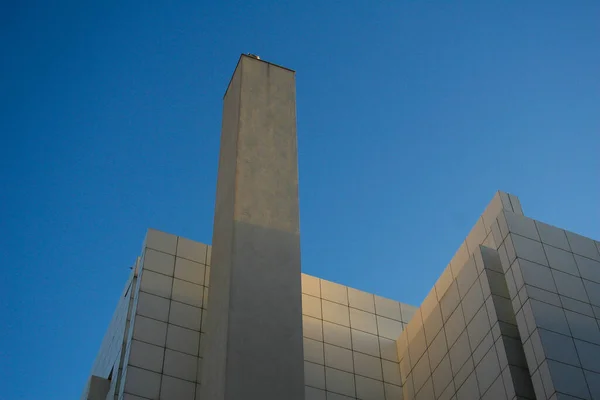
[201,55,304,399]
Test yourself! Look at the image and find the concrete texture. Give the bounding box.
[200,54,305,400]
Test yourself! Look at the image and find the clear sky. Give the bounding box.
[1,1,599,398]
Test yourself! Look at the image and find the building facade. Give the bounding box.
[81,55,600,400]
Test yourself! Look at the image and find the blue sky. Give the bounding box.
[1,1,599,398]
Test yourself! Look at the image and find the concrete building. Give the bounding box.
[81,55,600,400]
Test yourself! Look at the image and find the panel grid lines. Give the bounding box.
[499,212,600,399]
[158,236,178,400]
[303,277,405,399]
[532,222,593,398]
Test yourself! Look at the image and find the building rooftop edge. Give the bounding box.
[223,53,295,99]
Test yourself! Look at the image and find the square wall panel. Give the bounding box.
[381,360,401,385]
[355,375,385,400]
[407,327,427,368]
[544,244,579,276]
[160,375,195,400]
[304,338,325,365]
[324,344,353,372]
[322,300,350,327]
[176,237,207,264]
[584,370,600,399]
[552,270,588,303]
[350,308,378,335]
[376,316,403,340]
[461,281,485,325]
[163,348,198,381]
[352,329,380,357]
[174,257,205,286]
[538,329,580,366]
[411,352,431,393]
[518,259,557,293]
[466,305,491,351]
[456,371,480,399]
[485,269,512,299]
[574,255,600,284]
[321,280,348,305]
[353,351,382,380]
[560,295,594,318]
[348,288,375,313]
[132,315,167,347]
[169,301,202,331]
[456,257,480,298]
[472,331,494,366]
[145,229,177,255]
[124,367,162,399]
[444,306,466,348]
[490,295,516,325]
[535,221,570,251]
[524,285,561,308]
[325,367,356,398]
[440,282,460,323]
[140,270,173,299]
[511,234,548,267]
[574,339,600,374]
[416,378,434,400]
[303,315,324,341]
[305,361,326,390]
[528,299,571,336]
[504,212,539,241]
[166,324,200,356]
[450,242,470,278]
[546,360,591,399]
[136,292,170,322]
[566,231,600,261]
[454,356,474,389]
[128,340,164,373]
[303,294,323,319]
[378,337,398,362]
[431,354,452,397]
[374,296,402,321]
[323,321,352,349]
[564,310,600,345]
[423,305,444,345]
[172,279,203,308]
[143,249,175,276]
[427,329,448,371]
[302,274,321,298]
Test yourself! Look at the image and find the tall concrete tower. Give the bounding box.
[81,53,600,400]
[200,54,305,399]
